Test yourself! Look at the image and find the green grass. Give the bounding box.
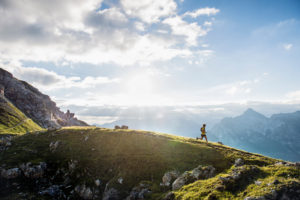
[0,126,290,199]
[0,97,43,135]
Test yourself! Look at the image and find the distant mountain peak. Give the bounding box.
[242,108,266,118]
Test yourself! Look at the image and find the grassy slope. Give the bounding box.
[0,97,43,135]
[0,127,299,199]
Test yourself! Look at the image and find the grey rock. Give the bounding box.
[68,159,78,173]
[49,141,60,152]
[39,185,63,197]
[1,167,21,179]
[0,68,88,128]
[161,170,180,187]
[172,165,216,190]
[19,162,47,179]
[75,184,93,200]
[95,179,101,187]
[126,183,152,200]
[255,180,262,185]
[234,158,244,167]
[103,187,119,200]
[163,192,175,200]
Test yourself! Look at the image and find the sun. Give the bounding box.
[120,72,166,106]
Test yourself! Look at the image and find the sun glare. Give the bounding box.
[121,73,167,106]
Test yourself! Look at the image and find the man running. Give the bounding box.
[197,124,208,142]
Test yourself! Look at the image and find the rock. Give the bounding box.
[215,185,225,191]
[68,159,78,173]
[0,68,88,128]
[274,162,283,166]
[126,183,152,200]
[84,136,89,141]
[95,179,101,187]
[20,162,47,179]
[219,166,260,192]
[161,170,180,187]
[121,125,129,129]
[118,177,123,184]
[103,186,119,200]
[172,171,190,190]
[75,184,93,200]
[1,167,21,179]
[163,192,175,200]
[255,180,262,186]
[49,141,60,152]
[217,141,223,145]
[172,165,216,190]
[191,165,216,179]
[244,197,266,200]
[39,185,63,197]
[114,125,121,129]
[234,158,244,167]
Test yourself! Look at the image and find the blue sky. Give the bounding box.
[1,0,300,116]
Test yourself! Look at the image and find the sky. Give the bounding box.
[1,0,300,118]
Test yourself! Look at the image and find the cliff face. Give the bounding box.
[0,68,88,128]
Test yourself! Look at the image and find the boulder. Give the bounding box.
[75,184,93,200]
[20,162,47,179]
[49,141,60,152]
[39,185,64,198]
[1,167,21,179]
[234,158,244,167]
[163,192,175,200]
[172,165,216,190]
[95,179,101,187]
[161,170,180,187]
[121,125,129,129]
[103,187,119,200]
[125,183,152,200]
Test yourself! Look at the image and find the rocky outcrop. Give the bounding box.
[126,182,152,200]
[244,181,300,200]
[219,165,260,192]
[161,170,180,187]
[0,68,88,128]
[172,165,216,190]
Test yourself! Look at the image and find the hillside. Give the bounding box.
[1,127,299,200]
[0,68,88,128]
[210,108,300,162]
[0,95,43,135]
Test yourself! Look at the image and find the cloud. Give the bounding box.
[0,63,119,90]
[120,0,177,23]
[183,7,220,18]
[283,43,293,51]
[0,0,217,66]
[163,16,208,46]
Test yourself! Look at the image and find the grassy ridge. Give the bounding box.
[1,126,292,200]
[0,97,43,135]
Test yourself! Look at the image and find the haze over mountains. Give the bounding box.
[1,67,300,162]
[210,108,300,162]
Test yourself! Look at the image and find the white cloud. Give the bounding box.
[283,43,293,50]
[0,0,216,66]
[120,0,177,23]
[183,7,220,18]
[1,63,119,90]
[204,21,212,26]
[163,16,207,46]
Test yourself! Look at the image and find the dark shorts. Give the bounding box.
[201,134,206,137]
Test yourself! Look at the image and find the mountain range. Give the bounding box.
[210,108,300,162]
